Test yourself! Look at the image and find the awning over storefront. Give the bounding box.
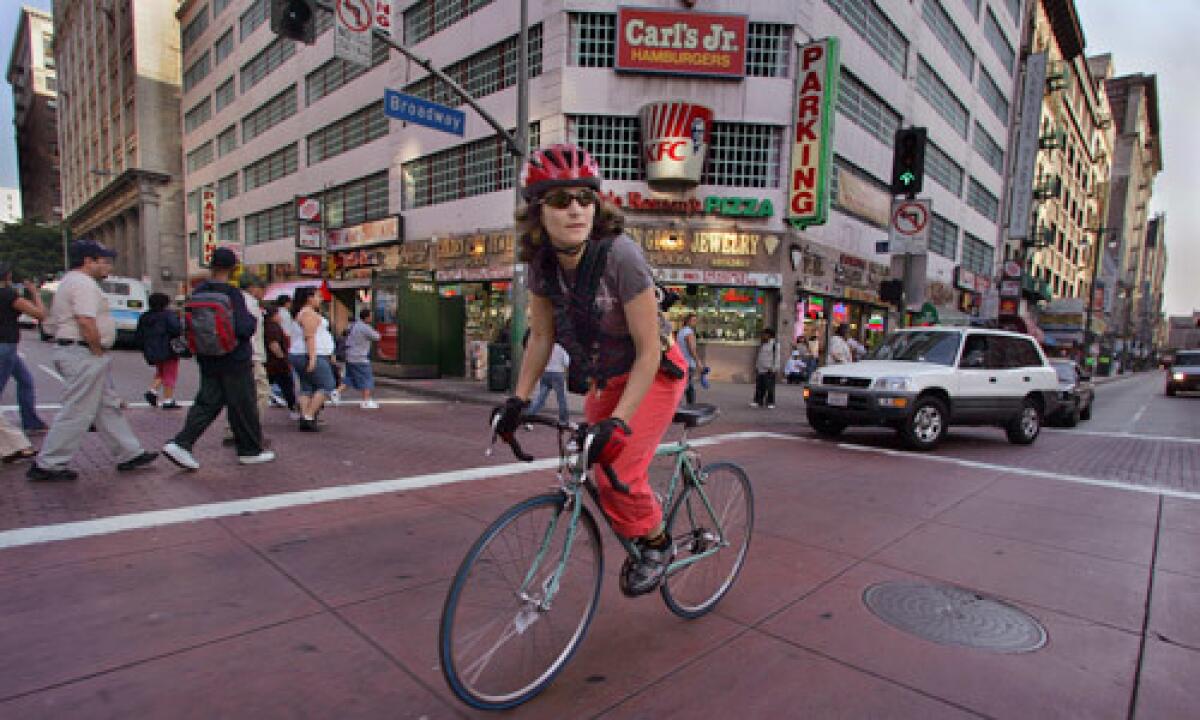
[264,279,320,303]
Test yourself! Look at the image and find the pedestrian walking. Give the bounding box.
[827,323,854,365]
[263,303,298,417]
[784,348,807,384]
[343,308,382,409]
[162,247,274,470]
[676,313,700,404]
[27,240,158,482]
[0,413,35,463]
[526,342,570,423]
[805,335,820,376]
[223,275,271,444]
[289,286,337,432]
[0,263,49,434]
[135,292,184,410]
[751,328,780,408]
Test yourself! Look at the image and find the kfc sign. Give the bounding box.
[616,8,747,78]
[639,101,713,191]
[787,38,840,229]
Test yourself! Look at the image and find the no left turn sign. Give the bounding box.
[892,200,929,236]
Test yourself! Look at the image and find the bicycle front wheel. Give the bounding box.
[661,462,754,619]
[439,493,604,711]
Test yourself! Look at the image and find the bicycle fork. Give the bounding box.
[515,489,586,616]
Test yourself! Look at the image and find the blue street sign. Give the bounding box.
[383,90,465,136]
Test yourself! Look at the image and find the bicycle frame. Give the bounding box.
[514,424,732,611]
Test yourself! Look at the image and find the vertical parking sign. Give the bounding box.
[200,188,217,267]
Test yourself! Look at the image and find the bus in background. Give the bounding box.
[35,276,149,346]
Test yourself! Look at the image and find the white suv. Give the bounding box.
[803,327,1060,450]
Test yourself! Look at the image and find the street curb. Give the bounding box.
[374,377,504,406]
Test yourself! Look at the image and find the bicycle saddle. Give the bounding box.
[672,403,718,428]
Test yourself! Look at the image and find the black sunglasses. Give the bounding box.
[540,188,598,209]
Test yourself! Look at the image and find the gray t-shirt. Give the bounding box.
[529,233,669,380]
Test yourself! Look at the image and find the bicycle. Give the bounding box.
[438,404,754,711]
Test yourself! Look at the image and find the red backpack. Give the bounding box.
[184,290,238,356]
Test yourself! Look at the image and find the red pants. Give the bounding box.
[584,343,686,538]
[154,357,180,390]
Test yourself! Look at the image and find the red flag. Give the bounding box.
[319,280,332,302]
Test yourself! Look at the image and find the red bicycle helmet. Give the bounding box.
[520,143,602,200]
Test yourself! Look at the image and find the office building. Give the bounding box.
[5,6,60,224]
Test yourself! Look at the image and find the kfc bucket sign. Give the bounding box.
[639,101,713,191]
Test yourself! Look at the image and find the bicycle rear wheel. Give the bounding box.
[661,462,753,619]
[439,493,604,710]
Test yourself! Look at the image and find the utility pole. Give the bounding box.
[509,0,530,387]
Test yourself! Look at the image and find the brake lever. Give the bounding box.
[487,413,535,462]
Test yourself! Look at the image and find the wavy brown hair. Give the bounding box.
[514,198,625,263]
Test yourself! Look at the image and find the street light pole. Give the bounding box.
[509,0,530,385]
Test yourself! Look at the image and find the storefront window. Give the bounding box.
[665,286,766,343]
[463,281,512,343]
[373,287,399,361]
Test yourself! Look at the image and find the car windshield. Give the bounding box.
[1177,352,1200,366]
[1051,362,1076,383]
[866,330,961,366]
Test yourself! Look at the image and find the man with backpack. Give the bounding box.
[162,248,274,470]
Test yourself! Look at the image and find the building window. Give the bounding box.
[567,116,641,181]
[977,67,1009,121]
[983,8,1015,74]
[824,0,908,76]
[219,219,238,244]
[244,202,295,246]
[184,96,212,134]
[925,141,964,196]
[214,0,233,17]
[929,213,959,259]
[972,122,1004,174]
[215,77,235,113]
[214,29,234,66]
[837,70,901,146]
[42,33,54,68]
[962,232,994,275]
[961,0,981,18]
[703,123,783,188]
[182,6,209,55]
[307,101,388,165]
[830,156,890,229]
[916,57,969,138]
[745,23,792,77]
[404,0,494,46]
[568,13,616,68]
[187,141,214,172]
[241,37,295,93]
[242,85,297,143]
[305,36,388,106]
[403,125,539,210]
[966,177,999,220]
[922,0,974,80]
[243,143,298,192]
[404,25,543,107]
[189,232,200,259]
[240,0,269,41]
[183,51,211,93]
[325,171,391,227]
[218,171,239,201]
[217,125,238,157]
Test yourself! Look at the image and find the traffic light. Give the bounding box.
[890,127,927,196]
[270,0,317,45]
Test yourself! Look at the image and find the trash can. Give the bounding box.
[487,342,512,392]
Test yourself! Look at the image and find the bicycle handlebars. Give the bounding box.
[489,413,631,494]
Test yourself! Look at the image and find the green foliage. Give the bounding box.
[0,221,65,281]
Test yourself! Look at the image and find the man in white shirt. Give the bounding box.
[344,308,382,409]
[526,342,570,423]
[827,323,854,365]
[29,240,157,481]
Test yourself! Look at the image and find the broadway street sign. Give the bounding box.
[383,89,465,136]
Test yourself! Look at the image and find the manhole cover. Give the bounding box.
[863,581,1047,653]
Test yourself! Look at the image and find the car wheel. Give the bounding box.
[1166,385,1177,397]
[1080,401,1092,421]
[1006,398,1041,445]
[900,396,948,451]
[807,412,846,438]
[1063,403,1080,428]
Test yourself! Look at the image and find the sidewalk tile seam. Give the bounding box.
[0,608,331,705]
[0,526,232,583]
[214,517,464,718]
[1126,495,1164,720]
[731,626,993,720]
[925,518,1155,569]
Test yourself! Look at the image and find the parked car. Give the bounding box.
[1166,350,1200,396]
[803,327,1060,450]
[1047,359,1095,426]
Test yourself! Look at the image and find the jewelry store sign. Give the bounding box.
[787,37,839,229]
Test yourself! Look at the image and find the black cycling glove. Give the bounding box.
[490,396,529,439]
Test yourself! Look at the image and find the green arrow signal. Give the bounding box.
[900,171,915,186]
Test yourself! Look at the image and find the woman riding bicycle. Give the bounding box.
[492,143,687,596]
